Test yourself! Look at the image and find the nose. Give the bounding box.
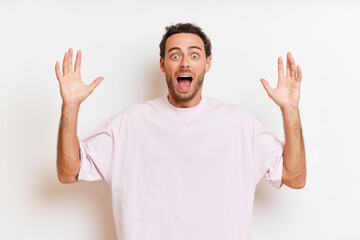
[180,56,190,68]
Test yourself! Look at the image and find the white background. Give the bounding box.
[1,0,359,239]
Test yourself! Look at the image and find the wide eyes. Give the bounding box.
[191,54,199,59]
[170,53,199,59]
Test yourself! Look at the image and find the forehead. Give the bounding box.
[165,33,205,52]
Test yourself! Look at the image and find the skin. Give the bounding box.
[55,35,306,189]
[55,48,103,183]
[260,53,306,189]
[160,33,211,108]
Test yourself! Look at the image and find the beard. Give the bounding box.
[165,69,205,102]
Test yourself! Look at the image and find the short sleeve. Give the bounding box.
[77,119,114,184]
[252,117,284,189]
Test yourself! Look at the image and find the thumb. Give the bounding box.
[88,77,104,92]
[260,78,273,97]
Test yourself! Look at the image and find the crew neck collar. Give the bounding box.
[162,94,208,116]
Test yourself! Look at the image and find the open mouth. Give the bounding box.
[177,76,193,90]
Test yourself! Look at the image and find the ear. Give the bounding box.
[160,58,165,73]
[205,56,212,73]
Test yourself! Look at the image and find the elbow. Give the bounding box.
[298,176,306,189]
[57,156,80,184]
[58,173,78,184]
[57,159,79,184]
[287,178,306,189]
[282,169,307,189]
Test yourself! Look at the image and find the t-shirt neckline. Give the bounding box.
[162,94,208,116]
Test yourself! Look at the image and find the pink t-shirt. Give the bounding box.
[78,95,284,240]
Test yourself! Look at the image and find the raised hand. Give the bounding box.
[260,52,302,110]
[55,48,104,105]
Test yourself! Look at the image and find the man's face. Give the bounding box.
[160,33,211,104]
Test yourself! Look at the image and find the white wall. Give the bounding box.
[1,0,359,239]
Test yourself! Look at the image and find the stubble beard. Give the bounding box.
[165,70,205,102]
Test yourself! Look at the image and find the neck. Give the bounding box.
[167,92,202,108]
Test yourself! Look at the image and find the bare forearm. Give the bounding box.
[260,53,305,188]
[57,103,81,183]
[55,48,104,183]
[281,107,306,189]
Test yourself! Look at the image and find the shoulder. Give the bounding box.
[105,97,163,127]
[205,96,256,121]
[106,102,146,124]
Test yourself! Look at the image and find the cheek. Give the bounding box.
[193,61,206,72]
[165,62,178,73]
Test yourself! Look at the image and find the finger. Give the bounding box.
[296,65,302,82]
[63,52,69,75]
[260,78,274,97]
[290,55,297,78]
[68,48,73,72]
[286,52,291,77]
[278,57,284,82]
[74,50,81,72]
[88,77,104,93]
[55,61,63,81]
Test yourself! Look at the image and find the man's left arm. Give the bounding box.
[260,52,306,189]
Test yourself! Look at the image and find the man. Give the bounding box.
[55,23,306,240]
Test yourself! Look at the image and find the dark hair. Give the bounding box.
[159,23,212,59]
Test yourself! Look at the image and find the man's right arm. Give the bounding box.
[55,48,104,183]
[57,103,81,183]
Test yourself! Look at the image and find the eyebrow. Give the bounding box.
[168,46,202,53]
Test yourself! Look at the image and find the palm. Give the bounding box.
[260,52,302,110]
[55,48,103,105]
